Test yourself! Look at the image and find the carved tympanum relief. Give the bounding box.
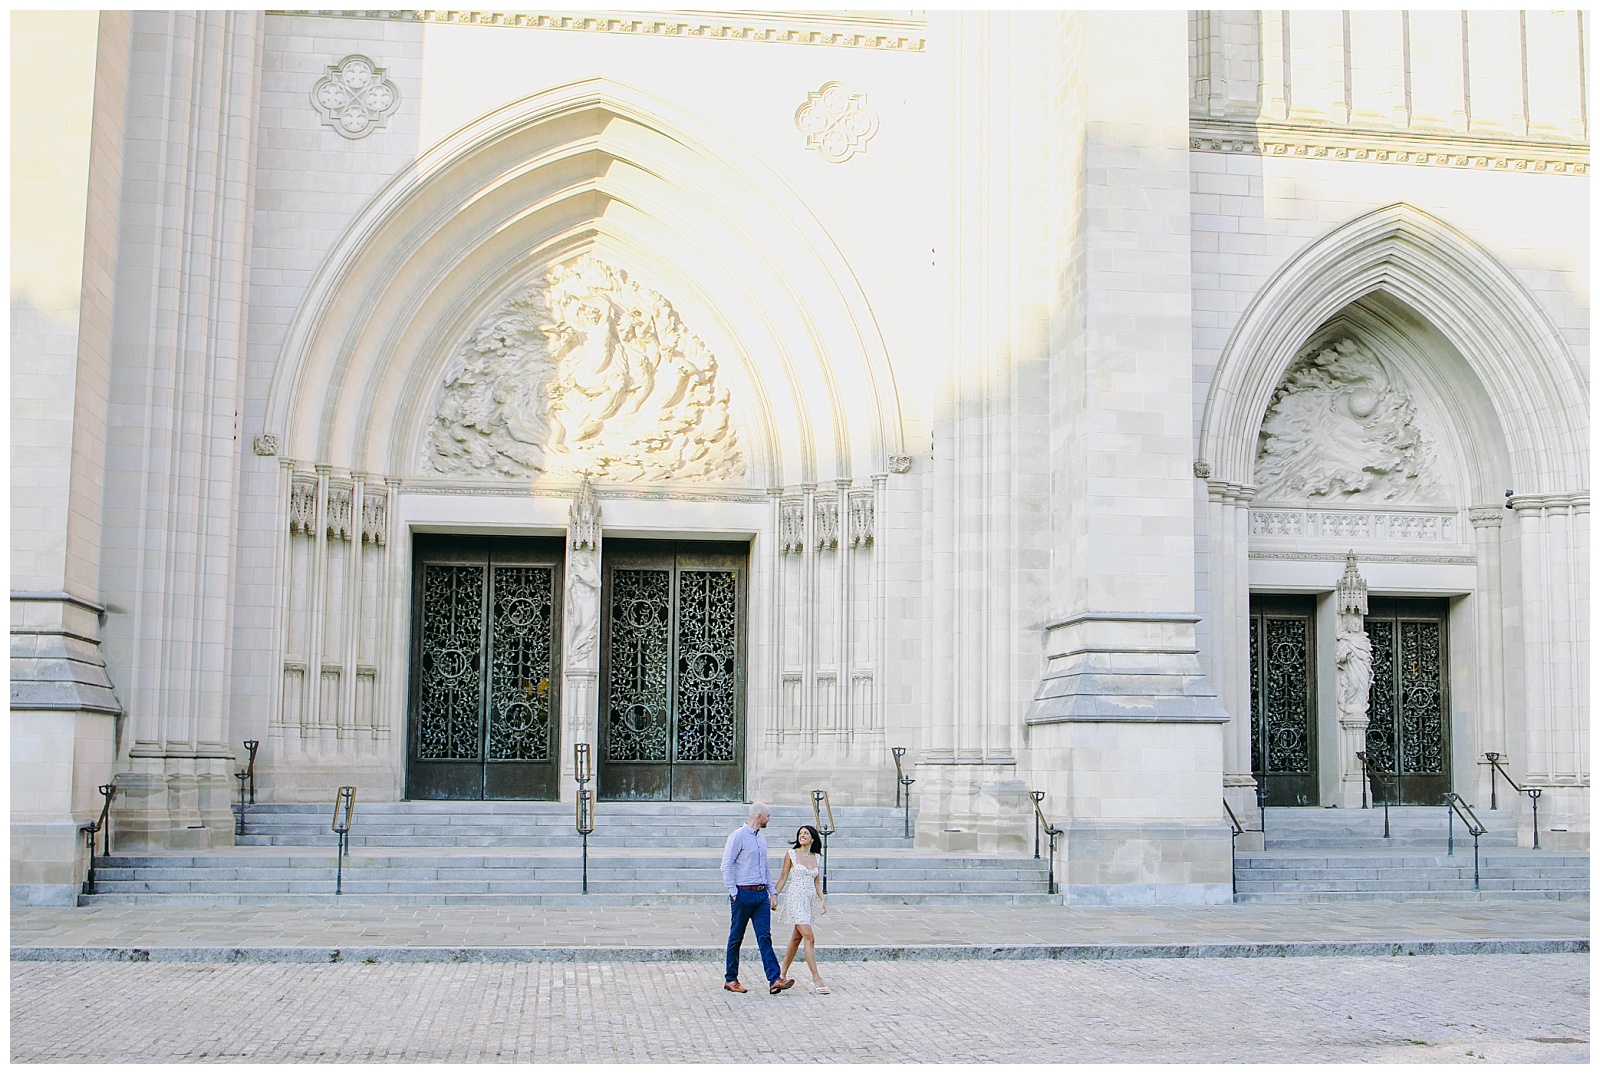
[426,255,745,483]
[1254,339,1442,505]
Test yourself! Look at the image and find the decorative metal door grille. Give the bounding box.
[606,569,672,762]
[417,565,484,760]
[598,540,747,801]
[407,537,562,800]
[1363,600,1449,805]
[1249,596,1318,806]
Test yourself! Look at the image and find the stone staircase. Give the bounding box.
[81,802,1056,907]
[1234,806,1589,903]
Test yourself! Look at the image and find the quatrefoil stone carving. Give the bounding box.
[795,81,879,163]
[311,55,400,139]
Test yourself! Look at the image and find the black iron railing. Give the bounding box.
[80,781,118,893]
[810,789,836,894]
[1354,751,1392,839]
[234,740,260,836]
[1484,752,1543,850]
[1222,798,1263,899]
[331,786,356,895]
[1444,792,1488,891]
[1028,791,1063,896]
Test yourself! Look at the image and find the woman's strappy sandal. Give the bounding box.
[814,984,831,995]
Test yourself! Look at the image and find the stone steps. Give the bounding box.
[1234,845,1587,902]
[1256,805,1520,849]
[75,891,1058,908]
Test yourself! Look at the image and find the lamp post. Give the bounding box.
[574,742,594,893]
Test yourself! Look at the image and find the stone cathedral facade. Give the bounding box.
[11,10,1589,906]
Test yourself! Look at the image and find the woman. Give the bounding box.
[774,824,829,994]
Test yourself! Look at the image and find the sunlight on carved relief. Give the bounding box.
[1254,338,1442,504]
[426,255,745,483]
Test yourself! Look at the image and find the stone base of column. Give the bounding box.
[113,752,238,852]
[1336,718,1370,809]
[559,668,598,805]
[258,757,402,803]
[911,756,1029,854]
[751,740,896,809]
[1060,820,1234,906]
[1527,783,1590,850]
[10,707,119,906]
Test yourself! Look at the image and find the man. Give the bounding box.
[719,801,794,995]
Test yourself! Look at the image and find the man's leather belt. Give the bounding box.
[737,884,767,890]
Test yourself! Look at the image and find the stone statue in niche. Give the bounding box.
[1254,338,1441,504]
[1334,552,1372,729]
[426,254,745,483]
[566,475,601,668]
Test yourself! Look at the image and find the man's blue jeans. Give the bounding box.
[725,887,782,984]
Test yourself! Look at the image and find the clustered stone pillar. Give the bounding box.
[562,476,602,804]
[1467,506,1506,808]
[1202,473,1259,844]
[101,12,264,851]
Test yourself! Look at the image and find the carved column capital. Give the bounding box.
[1467,506,1504,529]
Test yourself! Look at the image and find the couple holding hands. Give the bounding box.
[719,802,830,996]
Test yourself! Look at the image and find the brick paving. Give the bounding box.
[10,954,1589,1063]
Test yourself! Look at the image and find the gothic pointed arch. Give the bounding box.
[262,78,904,487]
[1198,203,1587,500]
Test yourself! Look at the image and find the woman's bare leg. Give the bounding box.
[780,926,802,978]
[796,924,823,986]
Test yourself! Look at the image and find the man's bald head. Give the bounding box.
[748,801,770,828]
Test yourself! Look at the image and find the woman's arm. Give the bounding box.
[812,871,826,913]
[774,852,792,895]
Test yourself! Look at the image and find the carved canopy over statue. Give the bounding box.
[1254,338,1442,504]
[426,254,745,483]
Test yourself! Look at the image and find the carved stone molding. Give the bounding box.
[1255,338,1442,505]
[310,55,400,139]
[848,491,875,548]
[569,475,600,550]
[814,498,840,551]
[1249,550,1476,566]
[1467,507,1505,529]
[360,488,387,545]
[1249,508,1457,543]
[888,454,912,474]
[426,254,744,484]
[1190,118,1588,175]
[289,476,318,535]
[795,81,879,163]
[253,433,279,457]
[325,483,354,541]
[779,499,805,555]
[285,10,927,51]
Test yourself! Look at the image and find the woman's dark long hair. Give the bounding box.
[791,824,823,854]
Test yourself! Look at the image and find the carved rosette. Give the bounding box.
[795,81,879,163]
[1254,338,1441,504]
[289,476,318,535]
[311,55,400,139]
[848,491,875,547]
[425,254,745,484]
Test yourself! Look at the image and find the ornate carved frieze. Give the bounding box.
[1190,118,1588,175]
[289,476,318,535]
[311,55,400,139]
[360,488,387,545]
[1467,507,1504,529]
[815,498,840,551]
[779,499,806,555]
[569,475,600,550]
[325,483,354,541]
[848,491,875,548]
[426,254,745,484]
[1255,338,1442,505]
[1248,508,1457,543]
[795,81,879,163]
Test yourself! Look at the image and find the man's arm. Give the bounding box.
[720,828,741,899]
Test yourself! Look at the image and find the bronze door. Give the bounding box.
[598,539,747,801]
[1364,597,1450,806]
[1249,595,1318,806]
[406,535,563,800]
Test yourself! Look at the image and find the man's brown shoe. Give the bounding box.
[723,981,747,993]
[769,978,796,995]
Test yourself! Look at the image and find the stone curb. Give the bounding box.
[11,938,1587,964]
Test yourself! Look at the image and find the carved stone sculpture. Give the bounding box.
[1334,553,1372,726]
[569,475,600,551]
[1254,338,1440,504]
[566,546,600,667]
[426,254,744,483]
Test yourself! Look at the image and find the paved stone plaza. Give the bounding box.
[11,953,1589,1063]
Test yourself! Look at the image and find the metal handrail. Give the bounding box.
[331,786,356,895]
[1354,752,1392,839]
[1029,792,1063,896]
[810,789,836,895]
[244,739,259,803]
[1484,752,1542,849]
[892,747,915,839]
[81,781,117,889]
[1223,799,1244,898]
[1444,792,1487,891]
[575,742,594,894]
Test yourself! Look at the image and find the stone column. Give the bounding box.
[1467,506,1506,809]
[561,478,601,805]
[1333,554,1372,809]
[1026,10,1230,905]
[1202,475,1259,843]
[1510,493,1590,849]
[10,12,132,904]
[98,11,263,851]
